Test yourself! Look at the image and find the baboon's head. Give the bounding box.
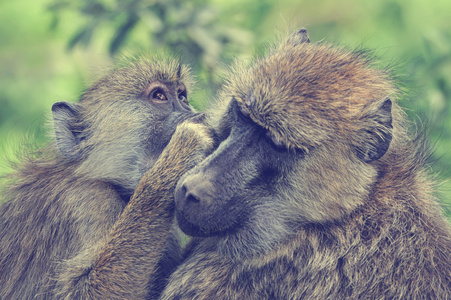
[175,30,397,257]
[52,58,197,196]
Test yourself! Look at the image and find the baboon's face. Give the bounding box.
[175,99,300,237]
[52,60,197,195]
[175,33,394,245]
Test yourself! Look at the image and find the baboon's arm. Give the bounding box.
[55,122,213,300]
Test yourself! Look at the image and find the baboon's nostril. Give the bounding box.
[185,192,200,204]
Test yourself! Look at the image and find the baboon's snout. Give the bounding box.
[175,172,215,213]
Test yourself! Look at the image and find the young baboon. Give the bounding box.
[0,58,214,299]
[163,30,451,299]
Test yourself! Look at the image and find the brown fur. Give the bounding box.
[56,121,213,299]
[163,30,451,299]
[0,58,212,299]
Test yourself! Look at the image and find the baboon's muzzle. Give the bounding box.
[174,124,260,237]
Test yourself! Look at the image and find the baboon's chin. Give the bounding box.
[175,210,239,238]
[176,212,215,237]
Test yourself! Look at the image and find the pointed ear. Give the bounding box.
[290,28,310,45]
[354,98,393,163]
[52,101,84,160]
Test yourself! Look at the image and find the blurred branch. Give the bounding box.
[47,0,270,100]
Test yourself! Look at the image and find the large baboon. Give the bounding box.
[160,30,451,299]
[0,58,214,299]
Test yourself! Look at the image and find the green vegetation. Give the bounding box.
[1,0,450,217]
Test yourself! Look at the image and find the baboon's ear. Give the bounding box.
[291,28,310,45]
[354,98,393,163]
[52,101,83,160]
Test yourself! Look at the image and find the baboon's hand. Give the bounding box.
[162,121,215,171]
[135,121,214,198]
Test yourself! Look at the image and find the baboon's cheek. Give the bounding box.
[294,151,375,222]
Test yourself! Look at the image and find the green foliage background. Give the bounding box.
[1,0,450,217]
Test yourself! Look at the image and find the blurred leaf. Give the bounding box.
[49,15,60,31]
[81,2,107,17]
[109,14,139,54]
[138,9,163,33]
[67,24,96,50]
[47,1,72,31]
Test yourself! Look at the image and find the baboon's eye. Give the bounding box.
[178,90,188,105]
[151,89,168,101]
[266,130,285,148]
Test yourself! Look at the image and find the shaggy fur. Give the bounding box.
[0,58,210,299]
[163,29,451,299]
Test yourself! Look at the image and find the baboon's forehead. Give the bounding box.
[254,44,393,108]
[228,43,396,150]
[80,59,193,104]
[123,60,193,90]
[135,60,191,82]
